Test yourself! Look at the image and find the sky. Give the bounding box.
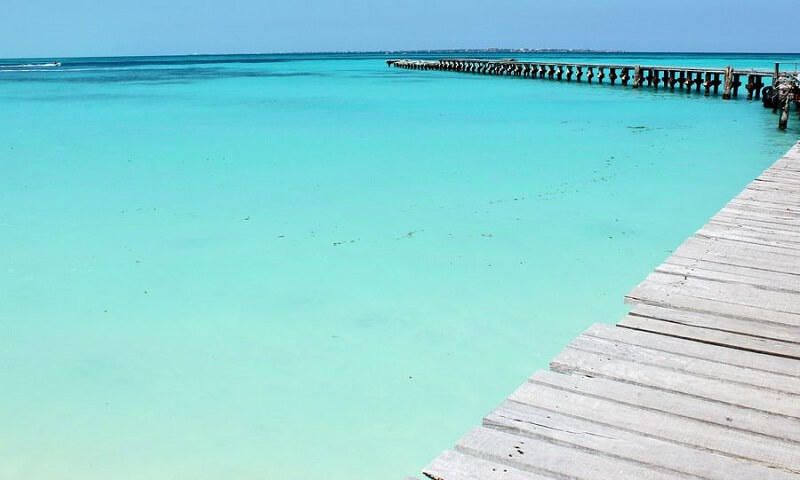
[2,0,798,58]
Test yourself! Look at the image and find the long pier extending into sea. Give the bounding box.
[406,143,800,480]
[388,58,800,129]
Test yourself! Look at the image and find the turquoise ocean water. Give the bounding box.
[1,52,799,479]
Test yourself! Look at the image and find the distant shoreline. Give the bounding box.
[5,50,800,62]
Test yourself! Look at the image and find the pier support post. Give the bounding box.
[609,67,618,85]
[576,66,584,82]
[677,71,687,89]
[620,68,630,86]
[633,65,642,88]
[557,66,564,80]
[722,66,733,99]
[587,66,594,83]
[597,67,605,83]
[566,65,573,81]
[703,72,712,96]
[779,95,791,130]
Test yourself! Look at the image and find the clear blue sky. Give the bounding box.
[2,0,797,58]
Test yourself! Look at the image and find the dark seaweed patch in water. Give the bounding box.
[0,67,327,85]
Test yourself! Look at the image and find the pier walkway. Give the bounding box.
[412,143,800,479]
[388,59,799,129]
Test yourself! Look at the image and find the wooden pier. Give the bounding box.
[411,142,800,480]
[388,59,800,130]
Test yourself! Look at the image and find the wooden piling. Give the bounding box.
[620,67,630,86]
[722,66,733,99]
[633,65,642,88]
[779,96,790,129]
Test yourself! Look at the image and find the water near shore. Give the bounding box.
[1,52,798,479]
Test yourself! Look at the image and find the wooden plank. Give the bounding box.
[728,197,800,214]
[718,206,800,227]
[743,181,800,195]
[550,347,800,418]
[628,271,800,318]
[626,288,800,328]
[722,200,800,218]
[696,226,800,252]
[619,313,800,360]
[567,333,800,394]
[423,450,555,480]
[752,177,800,191]
[663,255,800,292]
[627,303,800,344]
[734,190,800,207]
[515,376,800,469]
[708,216,800,238]
[529,370,800,445]
[455,427,689,480]
[755,173,800,185]
[728,196,800,212]
[486,400,799,480]
[671,237,800,276]
[655,261,800,294]
[584,322,800,375]
[699,221,800,247]
[707,213,800,235]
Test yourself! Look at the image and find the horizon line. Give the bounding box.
[3,49,800,61]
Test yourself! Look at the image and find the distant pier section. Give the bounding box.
[387,58,800,129]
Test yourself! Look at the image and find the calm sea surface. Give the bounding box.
[1,52,799,479]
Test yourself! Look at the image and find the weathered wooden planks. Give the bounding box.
[414,143,800,480]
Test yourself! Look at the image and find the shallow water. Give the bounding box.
[1,52,798,479]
